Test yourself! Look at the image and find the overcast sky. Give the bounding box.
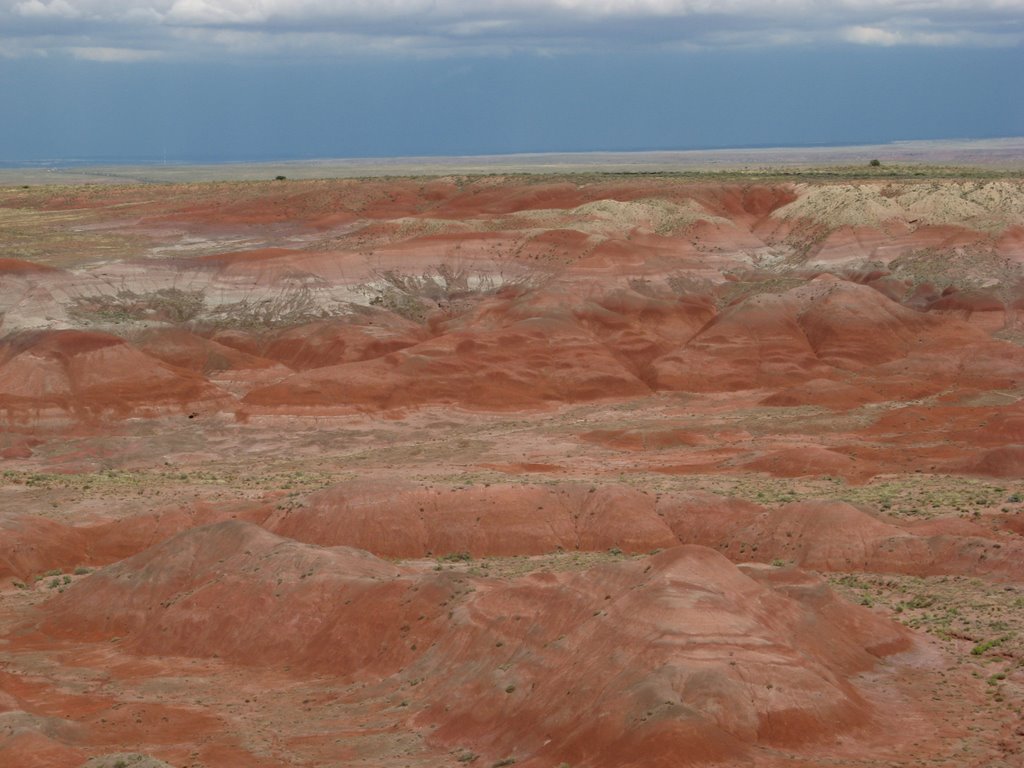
[2,0,1022,162]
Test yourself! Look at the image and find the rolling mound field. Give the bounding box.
[1,168,1022,768]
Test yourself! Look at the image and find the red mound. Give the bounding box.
[689,183,799,222]
[137,327,283,374]
[0,516,90,581]
[793,279,949,369]
[0,330,232,422]
[862,403,1024,478]
[760,378,884,409]
[964,445,1024,478]
[574,288,716,379]
[186,246,373,284]
[661,497,1024,580]
[242,314,649,411]
[268,481,1024,581]
[259,315,425,370]
[428,181,588,216]
[141,180,422,227]
[0,434,41,460]
[864,274,910,302]
[652,291,828,391]
[33,522,424,673]
[0,725,85,768]
[32,521,922,767]
[652,276,1020,400]
[927,287,1005,316]
[0,669,235,768]
[266,481,677,556]
[0,501,265,582]
[995,225,1024,259]
[739,446,878,482]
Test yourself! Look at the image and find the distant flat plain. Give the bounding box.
[3,137,1023,186]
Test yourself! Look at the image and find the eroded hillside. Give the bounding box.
[1,173,1022,768]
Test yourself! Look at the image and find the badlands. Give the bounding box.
[1,164,1023,767]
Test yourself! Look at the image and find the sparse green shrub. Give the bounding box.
[906,594,936,609]
[439,551,472,563]
[360,266,546,323]
[70,287,206,324]
[206,288,336,328]
[972,636,1009,656]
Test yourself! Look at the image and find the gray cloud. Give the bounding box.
[1,0,1022,59]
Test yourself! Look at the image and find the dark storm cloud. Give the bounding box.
[1,0,1021,60]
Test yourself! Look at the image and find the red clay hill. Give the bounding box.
[1,172,1023,768]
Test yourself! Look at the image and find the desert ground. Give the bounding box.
[1,155,1023,767]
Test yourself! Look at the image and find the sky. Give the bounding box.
[1,0,1022,163]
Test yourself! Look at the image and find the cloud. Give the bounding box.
[14,0,80,18]
[841,22,1019,47]
[843,25,902,46]
[1,0,1023,59]
[69,45,162,60]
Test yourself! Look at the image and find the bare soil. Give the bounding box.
[1,164,1023,767]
